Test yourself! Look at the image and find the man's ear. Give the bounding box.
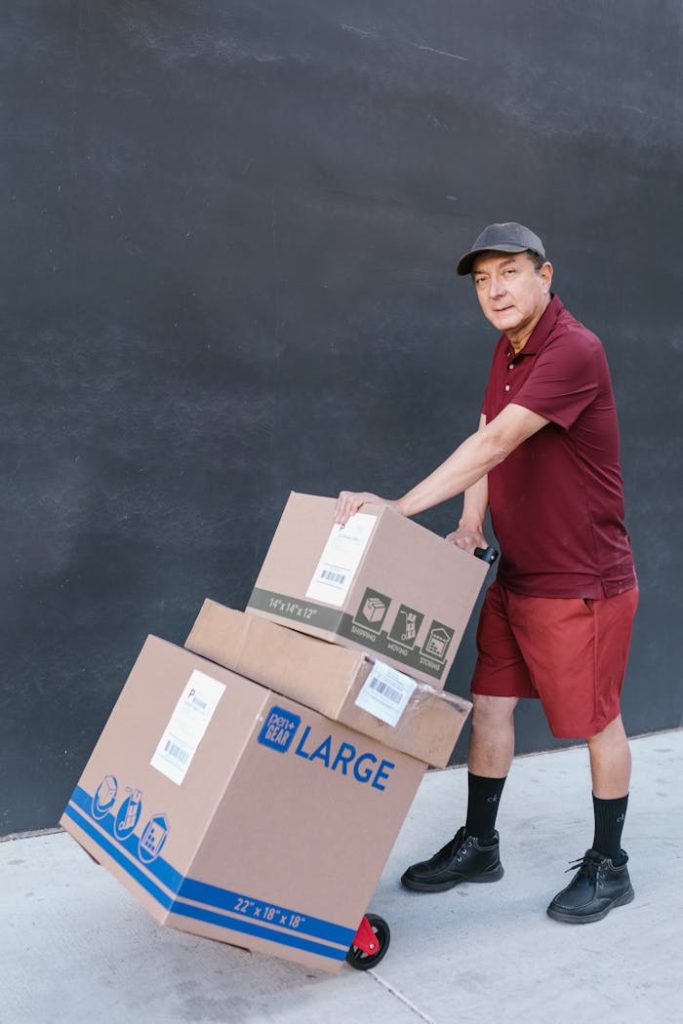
[540,261,554,293]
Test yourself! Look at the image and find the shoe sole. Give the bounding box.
[401,865,504,893]
[546,885,635,924]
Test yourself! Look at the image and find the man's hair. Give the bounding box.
[526,249,547,271]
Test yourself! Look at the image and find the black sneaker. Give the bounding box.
[547,849,634,924]
[401,827,504,892]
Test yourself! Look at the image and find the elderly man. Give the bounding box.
[334,223,638,923]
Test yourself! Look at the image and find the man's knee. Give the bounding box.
[471,693,518,727]
[586,712,627,746]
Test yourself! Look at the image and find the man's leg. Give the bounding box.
[464,694,517,841]
[587,712,631,798]
[587,713,630,860]
[401,582,529,893]
[469,694,518,777]
[501,587,638,922]
[400,694,515,892]
[547,712,634,923]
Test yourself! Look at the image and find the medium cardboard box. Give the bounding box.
[247,492,489,687]
[186,600,472,768]
[61,636,425,973]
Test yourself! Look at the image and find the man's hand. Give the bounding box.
[445,526,487,554]
[334,491,402,526]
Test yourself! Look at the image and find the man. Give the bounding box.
[334,223,638,923]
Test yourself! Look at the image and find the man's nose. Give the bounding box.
[488,276,506,300]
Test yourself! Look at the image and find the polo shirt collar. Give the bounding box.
[505,293,563,356]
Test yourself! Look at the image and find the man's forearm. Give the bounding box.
[459,474,489,532]
[397,427,505,518]
[335,403,546,527]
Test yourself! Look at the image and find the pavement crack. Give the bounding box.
[368,969,437,1024]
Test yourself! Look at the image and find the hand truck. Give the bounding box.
[345,546,498,969]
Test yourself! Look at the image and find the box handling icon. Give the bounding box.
[362,596,386,624]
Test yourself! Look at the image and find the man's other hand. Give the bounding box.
[334,491,401,526]
[445,526,487,554]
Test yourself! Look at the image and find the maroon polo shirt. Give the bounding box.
[481,294,636,598]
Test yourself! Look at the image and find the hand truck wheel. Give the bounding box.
[345,913,391,970]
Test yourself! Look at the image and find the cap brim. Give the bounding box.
[455,243,528,277]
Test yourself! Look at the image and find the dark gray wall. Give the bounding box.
[2,1,682,834]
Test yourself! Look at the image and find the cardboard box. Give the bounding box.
[247,493,489,687]
[186,601,471,768]
[61,637,425,973]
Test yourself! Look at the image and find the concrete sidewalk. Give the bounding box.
[2,730,681,1024]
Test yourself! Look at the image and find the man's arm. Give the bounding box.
[447,415,490,553]
[334,403,548,525]
[397,403,548,517]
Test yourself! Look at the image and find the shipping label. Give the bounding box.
[305,512,377,607]
[354,661,418,727]
[151,670,225,785]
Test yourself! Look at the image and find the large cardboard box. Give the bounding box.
[61,637,425,973]
[247,493,489,687]
[186,600,471,768]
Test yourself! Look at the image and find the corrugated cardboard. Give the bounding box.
[61,637,425,973]
[186,600,472,768]
[247,492,489,687]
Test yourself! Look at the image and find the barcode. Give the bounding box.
[368,677,403,705]
[164,739,190,764]
[321,569,346,584]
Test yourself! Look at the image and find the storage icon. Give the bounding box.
[424,623,454,662]
[138,814,169,863]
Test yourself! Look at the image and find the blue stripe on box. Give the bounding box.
[65,788,353,960]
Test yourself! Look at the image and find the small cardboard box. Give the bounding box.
[247,493,489,687]
[186,601,472,768]
[61,637,425,973]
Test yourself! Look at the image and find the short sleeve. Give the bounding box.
[481,338,503,419]
[513,333,599,430]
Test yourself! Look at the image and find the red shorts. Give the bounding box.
[471,581,639,739]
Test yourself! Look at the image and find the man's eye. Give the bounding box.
[505,268,517,276]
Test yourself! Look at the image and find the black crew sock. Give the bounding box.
[465,772,507,842]
[592,793,629,862]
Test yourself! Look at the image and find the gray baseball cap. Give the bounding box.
[456,222,546,276]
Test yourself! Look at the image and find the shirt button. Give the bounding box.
[504,384,511,392]
[508,363,514,370]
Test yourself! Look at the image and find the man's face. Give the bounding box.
[471,251,552,337]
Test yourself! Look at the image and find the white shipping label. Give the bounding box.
[151,670,226,785]
[306,512,377,607]
[354,661,418,727]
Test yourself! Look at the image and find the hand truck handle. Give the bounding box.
[474,546,499,565]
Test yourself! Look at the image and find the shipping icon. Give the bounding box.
[92,775,118,820]
[353,587,391,633]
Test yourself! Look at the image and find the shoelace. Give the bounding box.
[453,832,475,863]
[564,853,601,878]
[438,829,472,862]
